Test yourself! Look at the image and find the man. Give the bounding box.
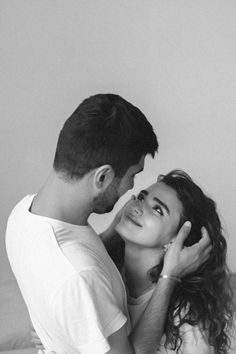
[6,94,211,354]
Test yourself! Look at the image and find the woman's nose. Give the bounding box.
[131,201,143,216]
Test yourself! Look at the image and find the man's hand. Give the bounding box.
[100,196,135,244]
[162,221,212,278]
[30,324,44,350]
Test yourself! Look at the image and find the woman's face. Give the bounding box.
[116,181,183,248]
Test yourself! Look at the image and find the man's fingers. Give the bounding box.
[31,331,38,338]
[118,195,135,215]
[31,339,42,345]
[175,221,192,245]
[35,345,44,349]
[125,195,136,207]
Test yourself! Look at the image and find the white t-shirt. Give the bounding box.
[128,288,214,354]
[6,195,130,354]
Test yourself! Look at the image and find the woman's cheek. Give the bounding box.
[144,217,161,238]
[144,215,159,228]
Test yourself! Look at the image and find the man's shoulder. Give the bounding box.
[6,194,39,245]
[60,239,112,279]
[8,194,35,219]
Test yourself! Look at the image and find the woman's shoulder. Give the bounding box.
[161,304,213,354]
[158,323,213,354]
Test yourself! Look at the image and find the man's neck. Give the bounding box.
[124,242,164,298]
[31,171,92,226]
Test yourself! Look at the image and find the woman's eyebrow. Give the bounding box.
[140,190,170,215]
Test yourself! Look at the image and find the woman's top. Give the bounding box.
[127,287,214,354]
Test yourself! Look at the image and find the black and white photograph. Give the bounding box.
[1,1,236,353]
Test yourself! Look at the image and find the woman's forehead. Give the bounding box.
[146,181,168,193]
[145,182,183,211]
[145,181,175,197]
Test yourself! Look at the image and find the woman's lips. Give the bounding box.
[125,213,142,227]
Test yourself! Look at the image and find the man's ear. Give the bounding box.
[93,165,115,191]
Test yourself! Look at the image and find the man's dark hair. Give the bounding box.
[53,93,158,179]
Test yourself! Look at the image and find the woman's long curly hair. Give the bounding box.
[107,169,234,354]
[150,170,234,353]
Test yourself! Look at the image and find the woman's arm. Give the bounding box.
[128,223,212,354]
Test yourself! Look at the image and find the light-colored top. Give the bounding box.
[6,195,130,354]
[128,287,214,354]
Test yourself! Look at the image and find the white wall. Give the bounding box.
[1,0,236,285]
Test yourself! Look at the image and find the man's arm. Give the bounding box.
[107,325,134,354]
[31,222,211,354]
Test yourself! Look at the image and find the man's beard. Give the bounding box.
[93,180,120,214]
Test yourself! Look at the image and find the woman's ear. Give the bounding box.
[93,165,115,191]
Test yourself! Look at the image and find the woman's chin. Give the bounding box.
[115,222,125,237]
[115,224,128,242]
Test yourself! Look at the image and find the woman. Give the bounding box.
[108,169,234,353]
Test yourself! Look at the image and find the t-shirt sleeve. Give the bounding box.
[52,269,127,354]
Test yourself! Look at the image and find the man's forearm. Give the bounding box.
[129,278,176,354]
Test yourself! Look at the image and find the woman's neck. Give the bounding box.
[123,242,164,298]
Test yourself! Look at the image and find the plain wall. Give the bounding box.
[1,0,236,285]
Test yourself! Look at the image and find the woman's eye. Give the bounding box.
[153,205,163,215]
